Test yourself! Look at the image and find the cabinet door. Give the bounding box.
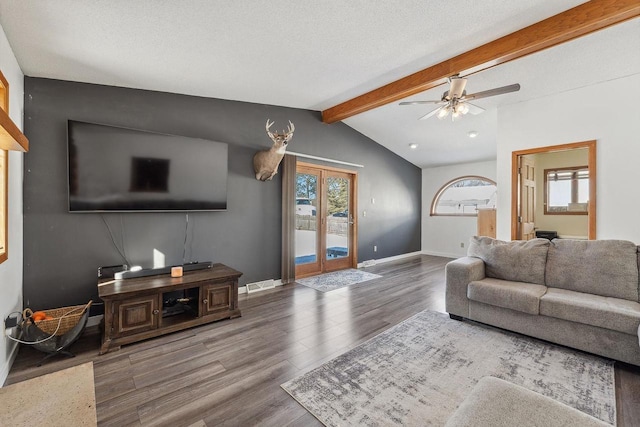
[114,295,159,336]
[202,282,234,315]
[477,208,496,238]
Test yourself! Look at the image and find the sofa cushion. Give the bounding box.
[468,278,547,315]
[540,288,640,335]
[444,377,610,427]
[468,236,549,285]
[545,239,639,301]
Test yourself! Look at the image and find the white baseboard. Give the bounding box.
[357,251,424,268]
[0,337,20,387]
[421,250,463,259]
[239,279,284,295]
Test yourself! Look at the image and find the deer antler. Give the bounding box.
[286,120,295,135]
[266,119,275,139]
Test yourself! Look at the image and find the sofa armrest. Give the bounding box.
[445,257,486,318]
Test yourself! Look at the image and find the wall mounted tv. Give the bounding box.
[67,120,228,212]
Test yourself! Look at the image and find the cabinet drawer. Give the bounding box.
[202,282,235,315]
[114,295,159,336]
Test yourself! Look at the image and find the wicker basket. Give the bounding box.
[23,301,92,336]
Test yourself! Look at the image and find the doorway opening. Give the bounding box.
[511,140,596,240]
[295,162,357,278]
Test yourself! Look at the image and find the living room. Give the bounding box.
[1,1,639,426]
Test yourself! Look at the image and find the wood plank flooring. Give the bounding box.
[5,255,640,426]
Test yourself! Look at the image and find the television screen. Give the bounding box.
[67,120,228,212]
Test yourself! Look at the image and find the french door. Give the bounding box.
[294,162,357,278]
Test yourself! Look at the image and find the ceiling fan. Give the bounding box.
[400,75,520,121]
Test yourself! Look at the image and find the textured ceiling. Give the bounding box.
[2,1,637,168]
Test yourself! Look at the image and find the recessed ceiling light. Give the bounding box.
[409,143,418,149]
[467,131,478,138]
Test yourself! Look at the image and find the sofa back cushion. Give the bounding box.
[545,239,639,301]
[468,236,549,285]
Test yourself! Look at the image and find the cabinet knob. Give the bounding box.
[203,299,208,304]
[152,309,159,315]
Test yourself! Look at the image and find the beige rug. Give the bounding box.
[0,362,97,426]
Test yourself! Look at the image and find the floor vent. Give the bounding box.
[363,259,377,267]
[246,279,275,294]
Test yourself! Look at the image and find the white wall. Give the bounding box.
[422,160,496,258]
[0,23,24,386]
[497,73,640,244]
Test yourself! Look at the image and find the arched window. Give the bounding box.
[431,176,496,216]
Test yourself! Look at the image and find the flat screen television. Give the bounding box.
[67,120,228,212]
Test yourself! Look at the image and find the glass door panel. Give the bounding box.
[324,172,354,272]
[295,169,322,277]
[325,176,349,260]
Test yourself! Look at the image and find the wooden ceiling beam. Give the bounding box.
[321,0,640,124]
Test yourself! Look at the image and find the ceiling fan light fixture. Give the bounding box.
[401,77,520,122]
[437,107,450,119]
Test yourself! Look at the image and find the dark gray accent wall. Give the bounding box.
[23,78,421,310]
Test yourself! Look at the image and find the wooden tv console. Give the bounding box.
[98,263,242,354]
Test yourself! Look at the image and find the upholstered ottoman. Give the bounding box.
[445,376,610,427]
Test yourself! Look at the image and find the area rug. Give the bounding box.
[0,362,97,426]
[296,269,382,292]
[281,310,616,426]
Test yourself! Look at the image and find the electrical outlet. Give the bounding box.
[373,245,377,252]
[460,242,465,248]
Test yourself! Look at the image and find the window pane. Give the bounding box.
[548,180,572,207]
[578,178,589,203]
[545,167,588,214]
[433,177,496,215]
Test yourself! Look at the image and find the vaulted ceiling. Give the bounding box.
[1,1,638,167]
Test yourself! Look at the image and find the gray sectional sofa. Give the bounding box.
[446,237,640,366]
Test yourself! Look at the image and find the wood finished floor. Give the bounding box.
[6,255,640,426]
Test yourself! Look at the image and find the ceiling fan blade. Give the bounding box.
[399,100,442,106]
[465,83,520,100]
[465,102,485,115]
[419,106,444,120]
[449,77,467,98]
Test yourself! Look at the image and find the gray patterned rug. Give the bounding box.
[281,310,616,426]
[296,269,382,292]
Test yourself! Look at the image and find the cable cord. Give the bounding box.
[101,215,131,266]
[120,214,128,265]
[182,213,189,264]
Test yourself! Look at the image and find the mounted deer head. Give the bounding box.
[253,119,295,181]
